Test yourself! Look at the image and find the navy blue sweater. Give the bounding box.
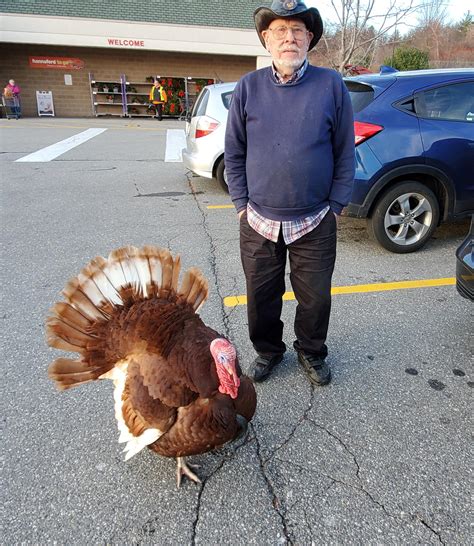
[225,65,355,219]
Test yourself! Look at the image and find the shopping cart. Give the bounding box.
[2,95,21,119]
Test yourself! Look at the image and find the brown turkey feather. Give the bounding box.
[45,245,256,466]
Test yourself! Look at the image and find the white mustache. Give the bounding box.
[278,46,300,53]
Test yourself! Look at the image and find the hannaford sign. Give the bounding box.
[29,56,84,70]
[107,38,145,47]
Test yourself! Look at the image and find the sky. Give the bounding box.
[305,0,470,32]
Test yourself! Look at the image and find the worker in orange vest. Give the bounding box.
[149,79,168,120]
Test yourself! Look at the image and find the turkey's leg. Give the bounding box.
[176,457,201,488]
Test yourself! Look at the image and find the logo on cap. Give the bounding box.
[283,0,297,10]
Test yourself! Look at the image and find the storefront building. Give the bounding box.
[0,0,271,117]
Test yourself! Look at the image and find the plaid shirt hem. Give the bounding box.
[247,204,330,244]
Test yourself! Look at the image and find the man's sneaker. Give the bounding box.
[297,351,331,386]
[249,354,284,382]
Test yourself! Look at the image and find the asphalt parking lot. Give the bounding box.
[1,118,472,545]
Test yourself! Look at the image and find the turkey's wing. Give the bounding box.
[134,351,197,408]
[123,361,177,436]
[150,394,238,458]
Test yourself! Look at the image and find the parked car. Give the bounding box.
[345,67,474,252]
[456,214,473,301]
[182,82,235,190]
[183,69,474,253]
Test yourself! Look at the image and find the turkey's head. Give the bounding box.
[210,338,240,400]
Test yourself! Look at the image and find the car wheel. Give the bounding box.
[368,181,440,253]
[216,158,228,192]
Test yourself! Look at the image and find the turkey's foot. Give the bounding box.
[176,457,201,488]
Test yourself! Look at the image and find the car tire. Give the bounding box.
[215,158,228,192]
[367,181,440,253]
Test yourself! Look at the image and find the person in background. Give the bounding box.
[225,0,355,386]
[3,79,21,118]
[149,79,167,121]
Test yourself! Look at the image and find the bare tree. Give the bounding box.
[416,0,449,59]
[316,0,426,73]
[417,0,448,27]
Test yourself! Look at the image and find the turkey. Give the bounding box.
[46,245,256,487]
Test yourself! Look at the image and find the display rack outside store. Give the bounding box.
[125,81,154,117]
[89,73,127,117]
[88,74,215,118]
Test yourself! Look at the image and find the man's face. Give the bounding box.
[261,17,313,71]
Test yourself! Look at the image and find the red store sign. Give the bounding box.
[107,38,145,47]
[29,56,85,70]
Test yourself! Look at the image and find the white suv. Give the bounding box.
[182,82,236,190]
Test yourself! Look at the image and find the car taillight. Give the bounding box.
[195,116,220,138]
[354,121,383,145]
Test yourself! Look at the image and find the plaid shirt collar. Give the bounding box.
[272,59,308,85]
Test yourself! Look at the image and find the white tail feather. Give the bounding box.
[90,267,123,306]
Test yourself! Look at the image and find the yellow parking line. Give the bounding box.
[223,277,456,307]
[207,204,234,209]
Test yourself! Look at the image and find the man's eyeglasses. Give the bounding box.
[267,26,308,40]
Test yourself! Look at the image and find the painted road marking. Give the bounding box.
[223,277,456,307]
[207,204,234,209]
[165,129,186,162]
[15,128,107,162]
[0,123,168,132]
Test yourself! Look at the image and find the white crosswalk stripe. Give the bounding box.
[164,129,186,163]
[15,128,107,162]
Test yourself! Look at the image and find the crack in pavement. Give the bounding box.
[416,517,446,545]
[263,403,445,544]
[263,384,315,466]
[186,176,231,337]
[187,176,294,544]
[253,424,293,544]
[275,456,445,544]
[187,176,267,545]
[190,434,256,544]
[306,418,361,480]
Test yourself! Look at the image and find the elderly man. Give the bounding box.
[225,0,355,386]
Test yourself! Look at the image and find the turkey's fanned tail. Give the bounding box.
[46,245,208,391]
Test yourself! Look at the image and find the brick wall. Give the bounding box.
[0,0,270,28]
[0,43,256,117]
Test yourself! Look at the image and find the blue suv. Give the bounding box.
[345,68,474,253]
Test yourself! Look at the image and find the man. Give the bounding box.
[225,0,355,386]
[149,79,167,120]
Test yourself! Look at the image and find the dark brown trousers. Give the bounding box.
[239,210,337,359]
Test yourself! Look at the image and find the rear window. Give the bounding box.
[344,81,375,113]
[192,88,210,117]
[221,91,233,110]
